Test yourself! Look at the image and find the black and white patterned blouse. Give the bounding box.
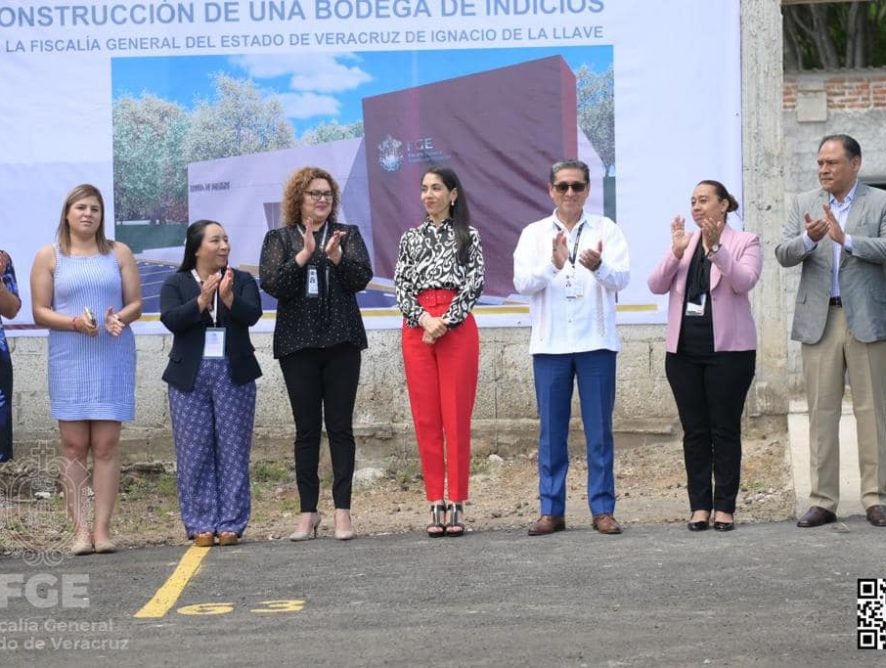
[259,222,372,358]
[394,218,485,327]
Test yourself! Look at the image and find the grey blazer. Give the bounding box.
[775,182,886,344]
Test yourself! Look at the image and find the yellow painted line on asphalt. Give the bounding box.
[133,545,211,619]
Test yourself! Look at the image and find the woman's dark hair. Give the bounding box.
[178,220,221,272]
[424,166,472,265]
[697,180,739,217]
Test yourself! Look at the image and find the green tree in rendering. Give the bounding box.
[113,94,190,224]
[576,65,615,176]
[185,73,295,162]
[300,120,364,144]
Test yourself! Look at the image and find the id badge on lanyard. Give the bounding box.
[192,269,226,358]
[685,294,706,317]
[303,224,328,299]
[564,268,585,299]
[204,327,226,358]
[564,223,585,300]
[306,266,319,298]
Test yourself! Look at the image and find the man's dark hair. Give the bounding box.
[550,160,590,185]
[819,134,862,161]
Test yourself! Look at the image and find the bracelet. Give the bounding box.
[71,316,81,333]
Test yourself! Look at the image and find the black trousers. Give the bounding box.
[665,350,755,514]
[0,351,12,462]
[279,344,361,511]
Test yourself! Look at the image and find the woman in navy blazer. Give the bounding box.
[648,181,762,532]
[160,220,262,547]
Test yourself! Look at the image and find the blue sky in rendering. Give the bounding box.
[112,46,612,132]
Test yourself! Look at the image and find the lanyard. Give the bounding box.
[191,269,219,326]
[567,222,585,267]
[299,222,329,250]
[300,223,331,294]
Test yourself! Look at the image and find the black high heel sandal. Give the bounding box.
[427,502,447,537]
[447,502,465,537]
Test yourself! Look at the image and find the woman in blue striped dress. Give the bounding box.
[30,184,142,555]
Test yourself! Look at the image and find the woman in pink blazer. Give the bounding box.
[648,180,762,532]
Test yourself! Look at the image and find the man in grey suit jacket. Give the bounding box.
[775,134,886,528]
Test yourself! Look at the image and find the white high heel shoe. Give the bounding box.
[333,509,354,541]
[289,513,321,541]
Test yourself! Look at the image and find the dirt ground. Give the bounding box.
[0,437,794,554]
[0,436,794,553]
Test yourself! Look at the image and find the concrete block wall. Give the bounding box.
[8,325,685,464]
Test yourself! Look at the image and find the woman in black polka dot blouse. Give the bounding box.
[259,166,372,542]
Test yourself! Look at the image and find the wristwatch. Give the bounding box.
[707,243,720,258]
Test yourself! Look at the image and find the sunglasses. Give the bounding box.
[553,182,587,193]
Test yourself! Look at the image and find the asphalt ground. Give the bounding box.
[1,518,884,667]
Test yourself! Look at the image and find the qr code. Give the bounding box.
[858,578,886,650]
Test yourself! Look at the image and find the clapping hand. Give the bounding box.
[325,230,348,265]
[671,216,691,259]
[804,211,828,243]
[219,267,234,308]
[552,231,568,270]
[699,217,724,254]
[579,240,603,272]
[822,204,846,246]
[296,217,317,266]
[197,272,221,312]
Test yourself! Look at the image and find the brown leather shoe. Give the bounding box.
[865,505,886,527]
[193,532,215,547]
[796,506,837,528]
[528,515,565,536]
[592,513,622,535]
[218,532,239,546]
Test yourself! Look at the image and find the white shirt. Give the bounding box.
[513,210,630,355]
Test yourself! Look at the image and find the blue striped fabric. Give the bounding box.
[48,247,136,421]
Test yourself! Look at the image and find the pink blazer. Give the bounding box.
[647,224,762,353]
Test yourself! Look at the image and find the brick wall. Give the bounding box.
[784,72,886,110]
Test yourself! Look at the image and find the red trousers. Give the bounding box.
[402,289,479,502]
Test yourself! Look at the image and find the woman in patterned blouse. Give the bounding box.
[394,166,485,536]
[260,167,372,542]
[0,249,22,462]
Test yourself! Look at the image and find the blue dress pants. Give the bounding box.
[533,350,617,516]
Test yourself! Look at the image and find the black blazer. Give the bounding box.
[160,268,263,392]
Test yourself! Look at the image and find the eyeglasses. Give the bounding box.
[553,182,587,193]
[308,190,334,202]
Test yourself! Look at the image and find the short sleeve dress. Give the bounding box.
[48,247,136,421]
[0,252,19,461]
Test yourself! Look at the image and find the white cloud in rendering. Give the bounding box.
[275,92,341,119]
[230,54,372,92]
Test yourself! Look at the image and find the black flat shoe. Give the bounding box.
[713,521,735,532]
[687,520,709,532]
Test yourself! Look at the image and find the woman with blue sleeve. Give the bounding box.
[0,249,22,463]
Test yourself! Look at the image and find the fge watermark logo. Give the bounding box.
[0,574,89,609]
